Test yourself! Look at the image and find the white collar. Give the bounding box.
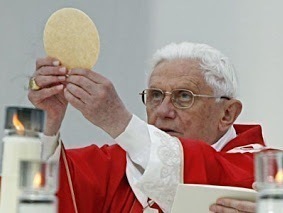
[211,126,237,151]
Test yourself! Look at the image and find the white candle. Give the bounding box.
[0,135,41,213]
[18,196,57,213]
[18,203,57,213]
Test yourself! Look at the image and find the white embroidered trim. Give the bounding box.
[136,129,183,213]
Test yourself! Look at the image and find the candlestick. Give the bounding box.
[255,150,283,213]
[0,107,44,213]
[17,160,58,213]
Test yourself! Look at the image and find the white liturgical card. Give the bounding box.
[171,184,257,213]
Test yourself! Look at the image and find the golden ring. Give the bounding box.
[29,77,41,91]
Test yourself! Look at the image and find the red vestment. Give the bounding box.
[57,124,265,213]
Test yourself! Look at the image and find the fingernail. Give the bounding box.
[53,61,60,66]
[217,200,224,205]
[59,67,66,73]
[56,84,64,90]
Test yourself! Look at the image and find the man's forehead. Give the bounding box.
[149,59,204,83]
[149,59,209,90]
[154,58,200,70]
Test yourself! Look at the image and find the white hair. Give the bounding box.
[148,42,238,98]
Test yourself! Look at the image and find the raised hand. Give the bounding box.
[28,57,68,135]
[64,68,132,138]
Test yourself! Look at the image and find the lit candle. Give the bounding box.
[0,107,44,213]
[275,154,283,184]
[18,160,58,213]
[256,150,283,213]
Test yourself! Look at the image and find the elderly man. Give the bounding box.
[28,42,262,212]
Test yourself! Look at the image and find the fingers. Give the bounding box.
[66,68,115,97]
[209,203,238,212]
[217,198,255,212]
[36,65,67,76]
[64,87,85,110]
[33,75,66,89]
[33,57,68,89]
[252,182,257,191]
[36,57,60,70]
[66,74,95,95]
[28,85,64,103]
[65,82,91,104]
[68,68,107,84]
[209,198,256,213]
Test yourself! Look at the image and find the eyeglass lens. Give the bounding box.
[144,89,194,108]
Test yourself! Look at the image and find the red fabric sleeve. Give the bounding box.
[180,139,255,188]
[57,144,139,213]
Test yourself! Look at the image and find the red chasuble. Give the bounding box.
[57,124,265,213]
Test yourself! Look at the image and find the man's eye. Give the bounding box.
[176,91,192,101]
[151,91,163,99]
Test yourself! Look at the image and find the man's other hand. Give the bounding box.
[209,198,255,213]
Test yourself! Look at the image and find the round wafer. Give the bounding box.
[43,8,100,69]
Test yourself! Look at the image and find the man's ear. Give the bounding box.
[219,99,242,132]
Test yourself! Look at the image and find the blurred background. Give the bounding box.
[1,0,282,149]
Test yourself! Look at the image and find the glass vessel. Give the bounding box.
[255,150,283,213]
[18,160,59,213]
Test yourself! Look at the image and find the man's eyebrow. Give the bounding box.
[176,80,201,92]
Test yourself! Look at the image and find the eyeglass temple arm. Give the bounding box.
[220,96,231,100]
[195,94,231,100]
[139,91,146,104]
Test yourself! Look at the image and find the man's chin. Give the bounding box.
[166,131,182,138]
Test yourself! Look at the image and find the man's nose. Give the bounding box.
[155,96,176,118]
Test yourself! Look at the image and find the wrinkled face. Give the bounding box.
[147,59,225,145]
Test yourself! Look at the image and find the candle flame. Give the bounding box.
[12,113,25,133]
[33,172,42,188]
[275,170,283,184]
